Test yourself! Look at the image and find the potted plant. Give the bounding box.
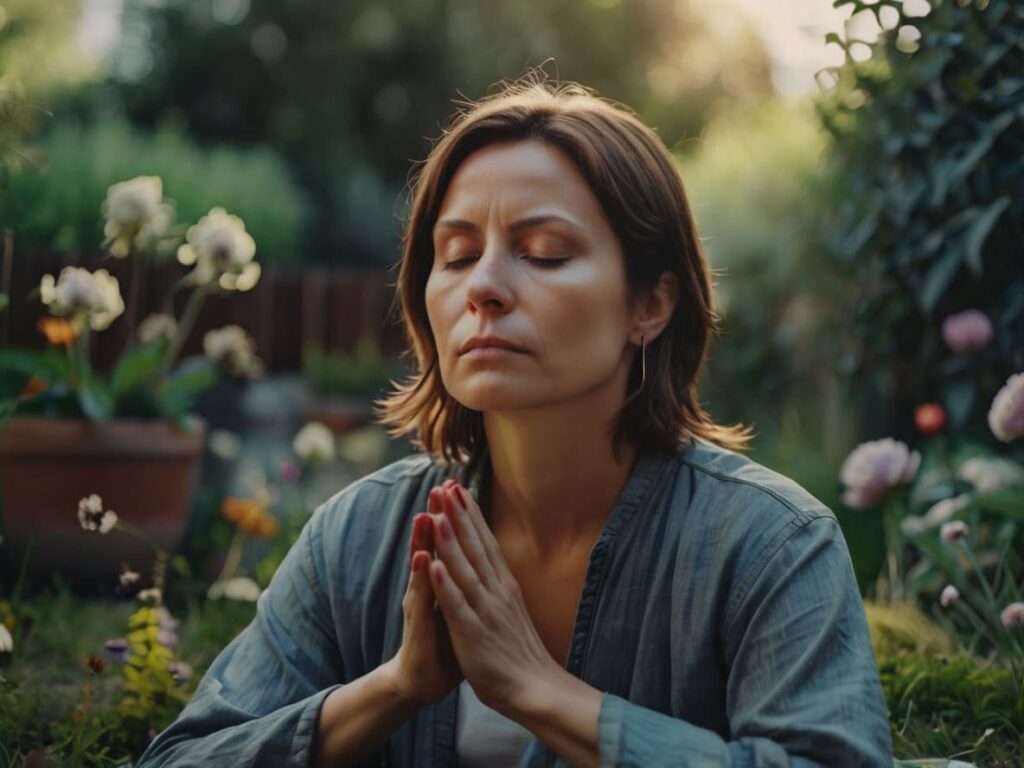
[0,177,264,583]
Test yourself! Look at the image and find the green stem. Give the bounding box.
[113,520,166,558]
[216,528,246,583]
[882,499,904,602]
[160,281,211,378]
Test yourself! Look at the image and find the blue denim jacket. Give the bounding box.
[138,438,893,767]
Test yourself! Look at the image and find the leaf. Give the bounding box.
[157,356,219,418]
[110,339,167,397]
[944,377,976,428]
[0,292,7,313]
[0,349,45,377]
[77,376,114,422]
[919,249,962,312]
[962,196,1010,276]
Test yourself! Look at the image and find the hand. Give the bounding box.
[427,481,559,719]
[390,480,464,708]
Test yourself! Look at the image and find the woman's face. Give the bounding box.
[425,139,638,413]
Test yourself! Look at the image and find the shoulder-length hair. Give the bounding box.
[374,73,752,464]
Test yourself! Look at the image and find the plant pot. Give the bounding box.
[303,396,375,437]
[0,415,206,586]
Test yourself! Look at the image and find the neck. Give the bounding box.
[480,387,639,564]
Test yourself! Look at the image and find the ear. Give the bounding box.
[630,271,679,344]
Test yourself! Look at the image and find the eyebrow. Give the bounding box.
[433,214,586,237]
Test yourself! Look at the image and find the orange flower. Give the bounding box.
[915,403,946,436]
[221,497,280,538]
[20,375,48,397]
[37,316,78,346]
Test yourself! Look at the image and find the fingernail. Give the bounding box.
[453,485,465,508]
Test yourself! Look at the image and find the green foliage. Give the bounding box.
[879,650,1022,766]
[819,0,1024,438]
[303,339,407,399]
[0,118,307,263]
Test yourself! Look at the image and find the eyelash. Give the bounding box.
[442,255,569,271]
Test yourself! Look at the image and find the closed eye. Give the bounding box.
[442,255,570,271]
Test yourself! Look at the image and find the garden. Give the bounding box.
[0,0,1022,766]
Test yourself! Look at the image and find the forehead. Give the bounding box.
[437,140,602,224]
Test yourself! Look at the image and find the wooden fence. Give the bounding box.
[1,249,410,373]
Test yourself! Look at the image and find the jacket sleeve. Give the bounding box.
[593,515,893,768]
[136,505,349,768]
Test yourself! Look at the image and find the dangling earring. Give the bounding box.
[624,334,646,405]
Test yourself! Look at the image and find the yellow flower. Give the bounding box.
[221,495,280,538]
[37,316,78,346]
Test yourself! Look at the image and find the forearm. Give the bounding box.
[513,668,603,768]
[311,658,419,767]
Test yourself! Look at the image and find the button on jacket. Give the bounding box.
[137,438,894,767]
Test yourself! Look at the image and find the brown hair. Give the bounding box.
[374,72,752,463]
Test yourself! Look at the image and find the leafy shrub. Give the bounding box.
[1,117,308,264]
[303,338,408,399]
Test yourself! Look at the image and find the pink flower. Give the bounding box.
[280,460,301,484]
[940,521,969,542]
[988,372,1024,443]
[939,585,960,608]
[1000,602,1024,628]
[840,438,921,508]
[942,309,993,353]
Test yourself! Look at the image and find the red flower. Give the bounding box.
[915,403,946,436]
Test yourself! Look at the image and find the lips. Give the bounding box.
[459,336,527,355]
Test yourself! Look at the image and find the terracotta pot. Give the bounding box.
[303,397,375,437]
[0,416,206,585]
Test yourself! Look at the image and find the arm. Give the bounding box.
[512,515,893,768]
[138,504,414,767]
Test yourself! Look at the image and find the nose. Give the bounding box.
[464,241,515,315]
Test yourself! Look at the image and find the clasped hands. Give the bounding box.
[406,478,558,718]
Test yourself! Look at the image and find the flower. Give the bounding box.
[177,207,260,291]
[208,429,242,461]
[116,566,142,599]
[0,623,12,653]
[19,375,48,397]
[221,496,280,538]
[86,655,107,674]
[957,456,1024,493]
[77,494,118,534]
[942,309,993,353]
[104,637,130,664]
[137,312,178,343]
[1001,603,1024,628]
[167,660,193,686]
[292,421,336,465]
[939,585,960,608]
[280,460,301,484]
[36,316,78,346]
[39,267,125,331]
[203,325,264,378]
[839,438,921,508]
[914,403,945,436]
[207,576,263,602]
[102,176,173,257]
[137,587,162,604]
[940,521,969,542]
[154,607,179,649]
[988,372,1024,443]
[923,494,970,527]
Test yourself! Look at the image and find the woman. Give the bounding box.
[138,76,893,767]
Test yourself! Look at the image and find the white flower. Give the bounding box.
[292,421,336,464]
[203,325,264,378]
[957,456,1024,493]
[208,429,242,460]
[988,372,1024,443]
[940,521,969,543]
[207,576,263,602]
[102,176,173,257]
[77,494,118,534]
[941,309,993,354]
[40,267,125,331]
[940,584,960,608]
[177,208,260,291]
[923,494,970,527]
[137,312,178,343]
[899,515,928,536]
[0,623,12,653]
[839,438,921,508]
[1001,602,1024,628]
[137,587,162,604]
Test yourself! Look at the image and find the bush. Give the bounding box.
[1,117,308,264]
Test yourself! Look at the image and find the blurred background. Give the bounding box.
[2,0,1023,762]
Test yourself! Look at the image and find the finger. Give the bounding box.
[429,557,475,629]
[451,483,509,582]
[430,495,489,612]
[441,486,499,589]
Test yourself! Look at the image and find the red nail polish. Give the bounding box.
[435,564,444,584]
[453,485,466,508]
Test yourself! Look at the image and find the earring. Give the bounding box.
[624,334,646,404]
